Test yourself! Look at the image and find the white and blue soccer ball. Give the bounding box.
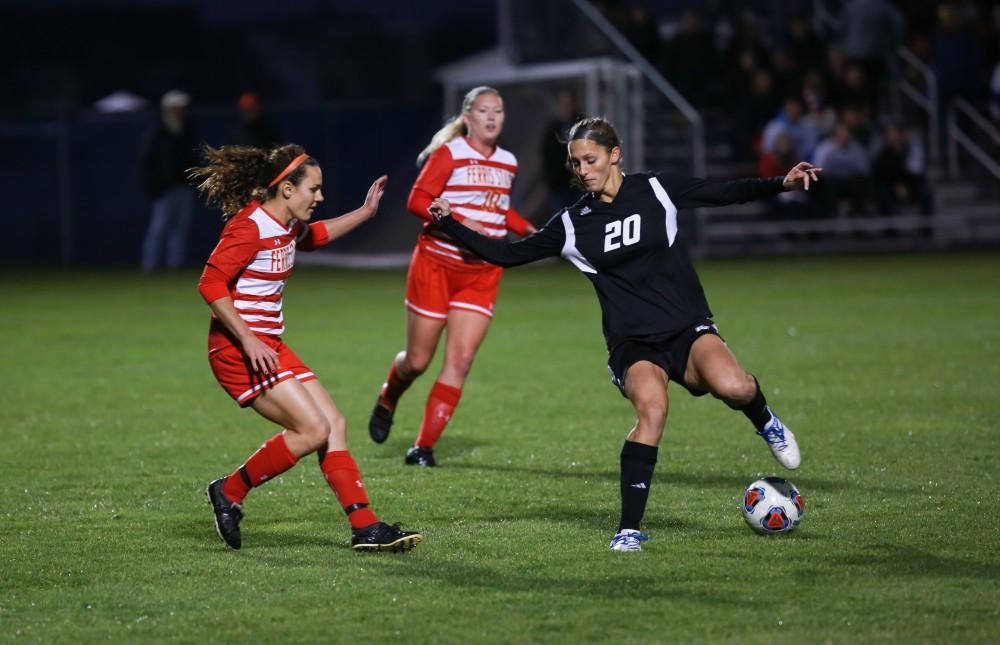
[742,476,804,535]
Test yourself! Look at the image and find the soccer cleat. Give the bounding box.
[207,478,244,550]
[351,522,423,552]
[609,529,649,552]
[757,410,801,470]
[404,445,436,467]
[368,400,394,444]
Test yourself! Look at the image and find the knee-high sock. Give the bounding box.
[618,440,658,532]
[320,450,379,529]
[379,361,416,410]
[738,376,772,431]
[223,432,298,505]
[414,381,462,449]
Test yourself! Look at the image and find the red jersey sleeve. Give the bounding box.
[505,206,534,236]
[296,220,331,251]
[407,145,464,222]
[197,217,260,304]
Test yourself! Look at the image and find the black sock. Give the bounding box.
[618,440,658,532]
[738,376,773,431]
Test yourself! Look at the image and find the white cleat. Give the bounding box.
[757,410,801,470]
[609,529,649,552]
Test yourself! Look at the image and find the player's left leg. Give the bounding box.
[684,335,799,469]
[406,308,492,467]
[301,379,422,552]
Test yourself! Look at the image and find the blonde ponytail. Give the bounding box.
[416,115,466,167]
[416,85,501,167]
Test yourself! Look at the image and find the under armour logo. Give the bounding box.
[630,482,647,489]
[274,239,281,246]
[356,480,364,488]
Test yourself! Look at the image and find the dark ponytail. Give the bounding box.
[189,144,318,220]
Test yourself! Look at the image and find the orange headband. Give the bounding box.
[268,153,310,188]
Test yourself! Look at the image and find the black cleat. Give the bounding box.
[404,445,436,467]
[368,400,395,444]
[207,478,244,550]
[351,522,423,552]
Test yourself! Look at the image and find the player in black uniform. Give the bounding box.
[426,117,821,552]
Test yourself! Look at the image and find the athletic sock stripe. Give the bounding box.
[343,502,369,516]
[239,465,253,488]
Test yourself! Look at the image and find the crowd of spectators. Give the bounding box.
[596,0,1000,218]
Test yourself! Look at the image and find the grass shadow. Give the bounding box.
[830,542,1000,580]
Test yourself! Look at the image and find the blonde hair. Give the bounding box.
[416,86,501,167]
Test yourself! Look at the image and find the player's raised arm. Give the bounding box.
[658,163,822,209]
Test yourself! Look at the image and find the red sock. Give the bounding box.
[222,432,299,505]
[320,450,379,529]
[379,361,415,410]
[415,381,462,448]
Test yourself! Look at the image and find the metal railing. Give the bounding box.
[947,98,1000,182]
[569,0,705,177]
[896,46,940,172]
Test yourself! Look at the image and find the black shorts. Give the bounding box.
[607,319,722,398]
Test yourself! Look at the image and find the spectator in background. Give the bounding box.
[813,122,873,217]
[139,90,198,272]
[761,96,818,161]
[801,71,837,139]
[838,0,904,107]
[930,3,978,109]
[786,15,825,72]
[873,123,934,215]
[226,92,281,149]
[660,9,716,105]
[760,131,809,218]
[540,88,582,214]
[736,68,780,160]
[841,104,877,150]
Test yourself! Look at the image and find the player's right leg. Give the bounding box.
[369,249,448,443]
[208,378,330,549]
[301,379,422,552]
[610,361,668,552]
[369,312,445,443]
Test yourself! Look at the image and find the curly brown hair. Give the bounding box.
[188,144,318,220]
[563,117,623,191]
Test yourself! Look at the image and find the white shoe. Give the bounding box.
[609,529,649,552]
[757,410,801,470]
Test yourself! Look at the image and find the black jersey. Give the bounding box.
[438,171,786,350]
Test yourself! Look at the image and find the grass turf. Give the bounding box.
[2,253,998,643]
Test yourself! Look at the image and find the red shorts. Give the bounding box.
[404,244,502,320]
[208,334,317,407]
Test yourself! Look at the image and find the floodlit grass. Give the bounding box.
[2,253,998,642]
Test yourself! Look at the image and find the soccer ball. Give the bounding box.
[741,476,804,535]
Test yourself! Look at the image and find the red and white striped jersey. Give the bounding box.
[408,137,532,267]
[198,201,329,348]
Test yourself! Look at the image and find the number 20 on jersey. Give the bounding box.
[604,214,641,252]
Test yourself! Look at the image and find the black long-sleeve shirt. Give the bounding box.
[438,171,786,350]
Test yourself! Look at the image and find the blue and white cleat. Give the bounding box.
[757,410,801,470]
[609,529,649,552]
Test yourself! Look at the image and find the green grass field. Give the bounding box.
[2,253,999,643]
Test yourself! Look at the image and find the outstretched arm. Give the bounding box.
[299,175,387,250]
[430,198,563,268]
[662,162,822,209]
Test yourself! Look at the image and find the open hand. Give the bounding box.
[242,335,280,374]
[783,162,822,191]
[362,175,388,216]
